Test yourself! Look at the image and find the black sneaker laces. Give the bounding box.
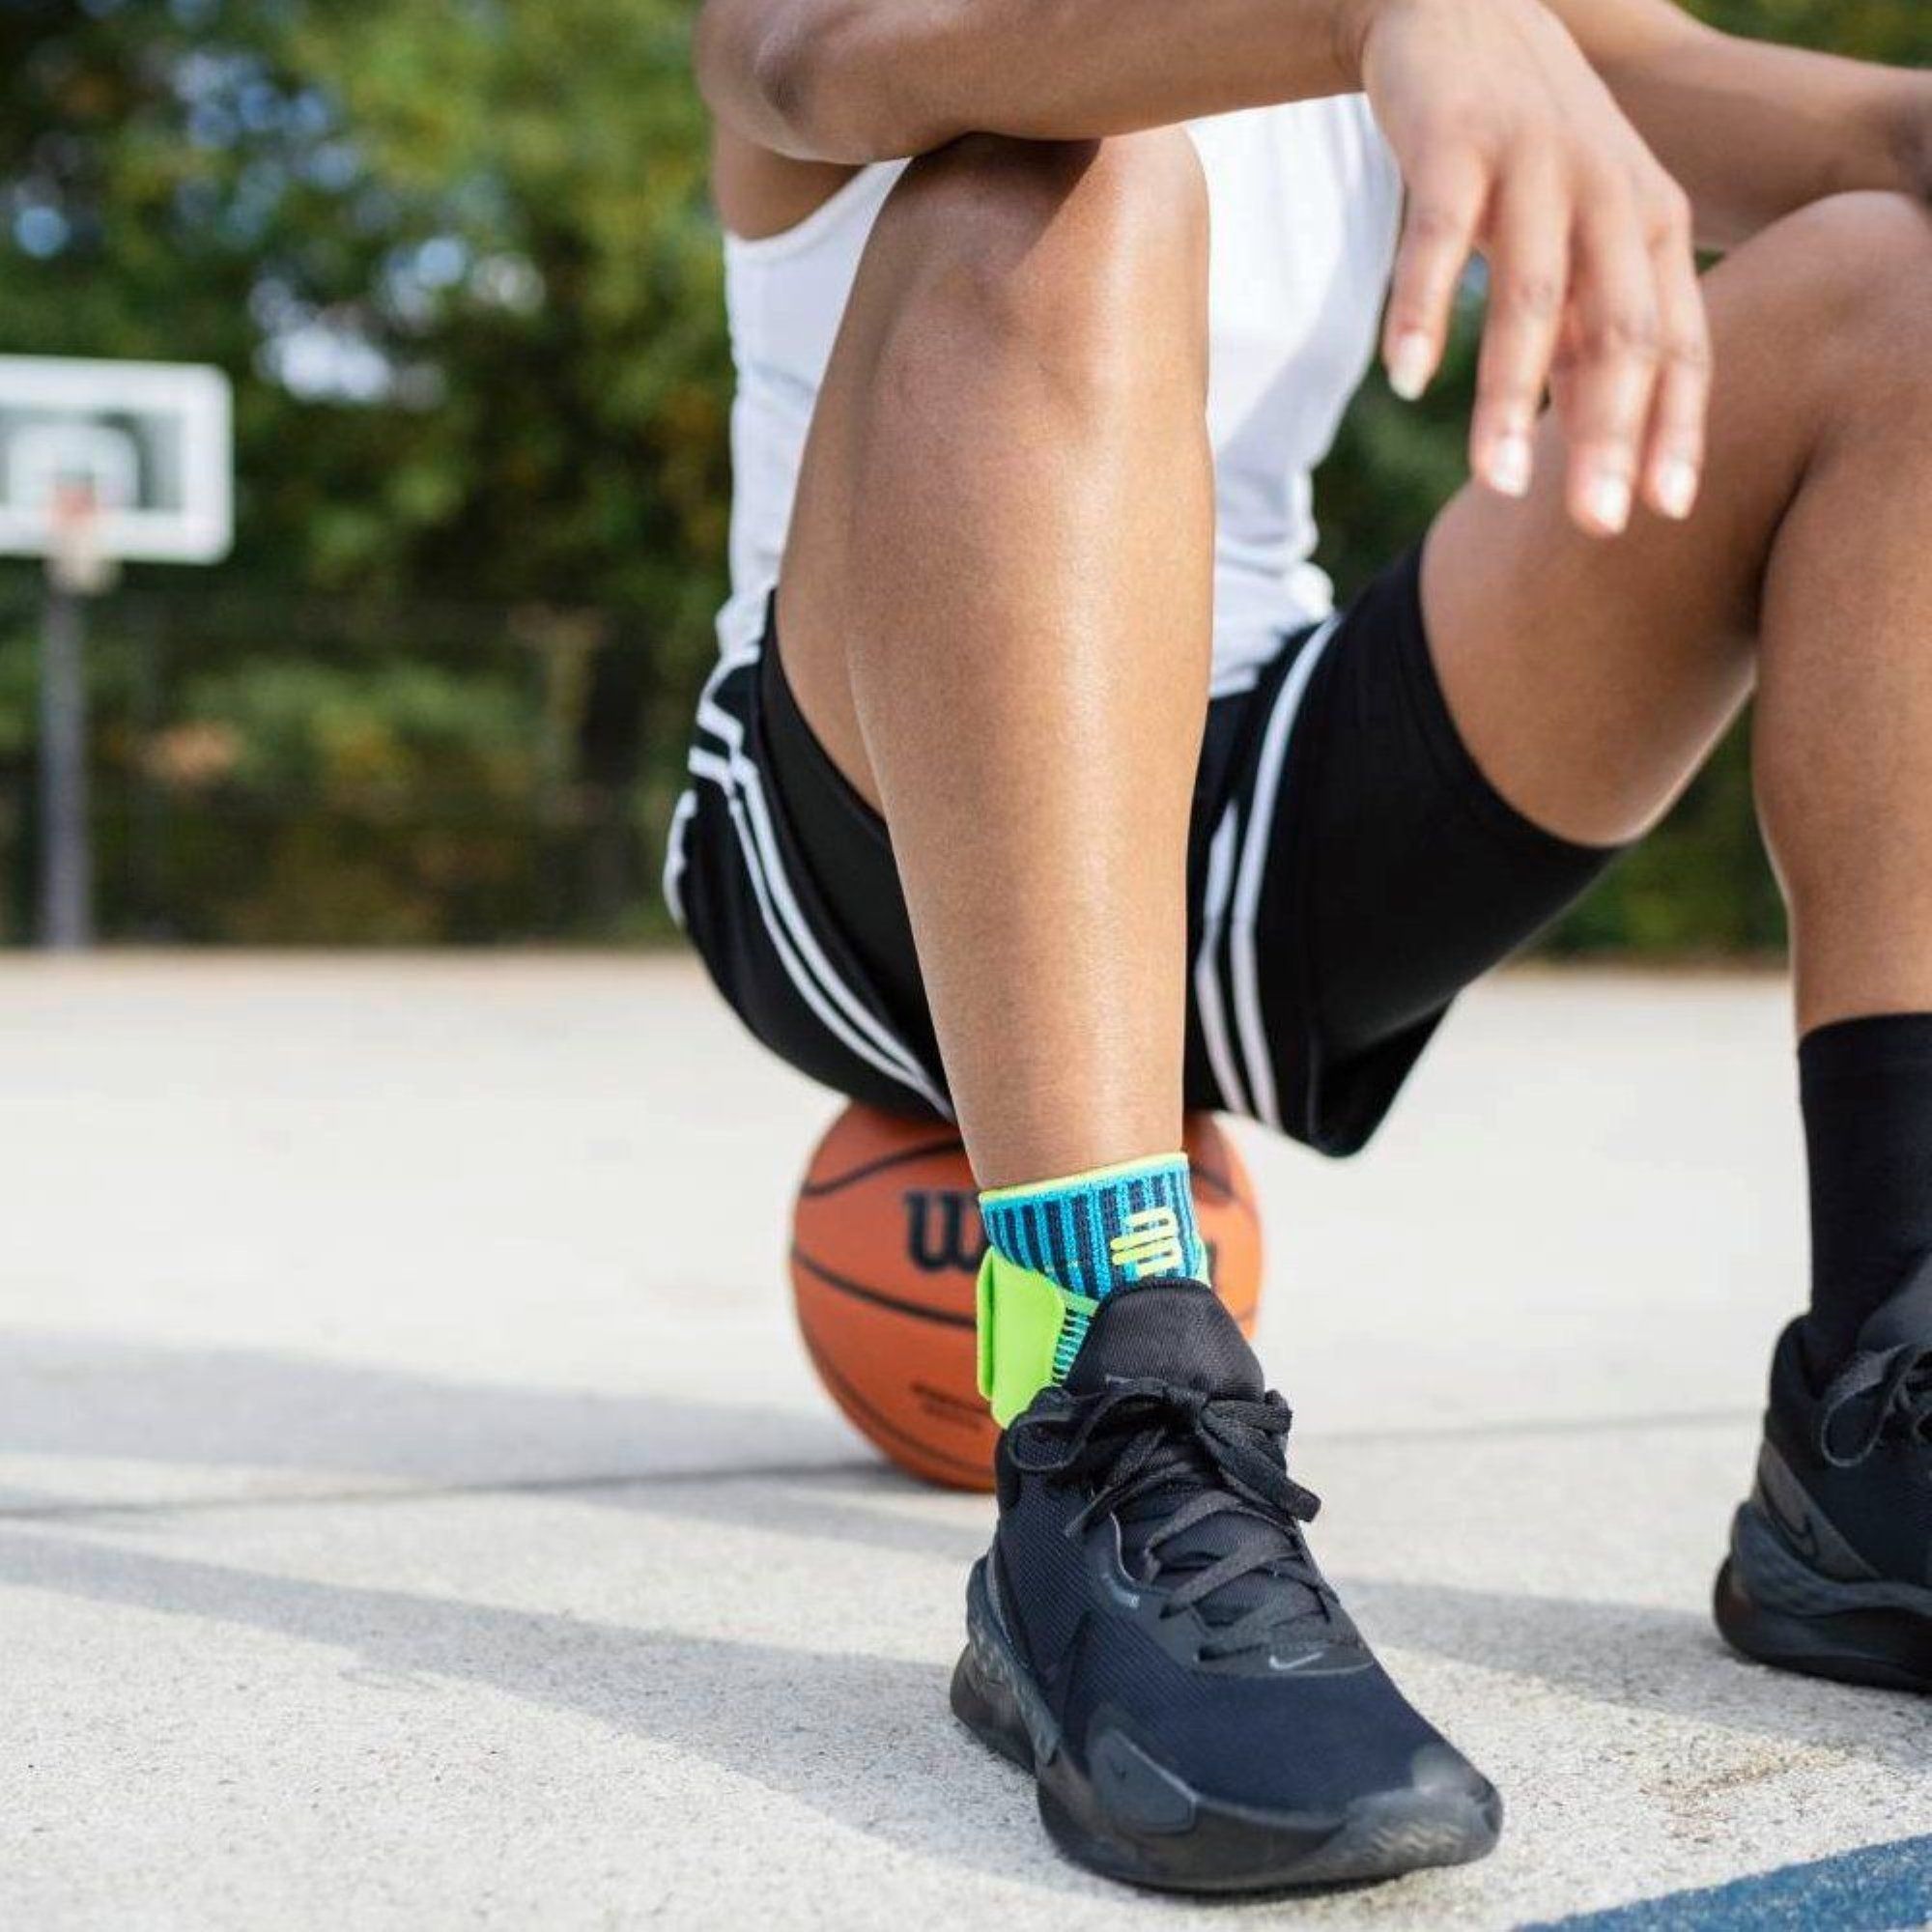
[1817,1342,1932,1467]
[1009,1377,1339,1661]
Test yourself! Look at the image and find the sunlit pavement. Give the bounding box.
[2,954,1926,1929]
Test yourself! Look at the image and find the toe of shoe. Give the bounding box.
[1057,1724,1501,1893]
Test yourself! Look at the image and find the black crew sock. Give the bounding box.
[1799,1012,1932,1374]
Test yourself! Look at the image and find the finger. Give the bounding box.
[1471,163,1569,498]
[1638,201,1711,522]
[1383,145,1488,402]
[1555,192,1663,536]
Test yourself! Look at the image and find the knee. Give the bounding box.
[864,130,1208,401]
[1750,190,1932,377]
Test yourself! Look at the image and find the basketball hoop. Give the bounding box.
[1,355,230,950]
[46,477,119,597]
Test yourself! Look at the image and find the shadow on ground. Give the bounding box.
[4,1322,1926,1890]
[0,1526,1086,1895]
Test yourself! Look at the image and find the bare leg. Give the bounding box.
[777,133,1212,1185]
[761,128,1511,1863]
[1423,191,1932,1033]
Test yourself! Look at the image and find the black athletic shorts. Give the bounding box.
[667,545,1616,1156]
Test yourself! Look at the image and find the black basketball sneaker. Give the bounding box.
[949,1279,1501,1891]
[1716,1256,1932,1693]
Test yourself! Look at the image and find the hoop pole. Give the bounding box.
[39,579,93,950]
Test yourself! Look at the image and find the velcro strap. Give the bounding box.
[976,1249,1096,1426]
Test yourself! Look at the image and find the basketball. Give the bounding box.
[790,1104,1264,1491]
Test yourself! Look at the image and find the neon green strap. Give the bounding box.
[976,1248,1097,1426]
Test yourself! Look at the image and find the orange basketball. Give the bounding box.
[790,1103,1264,1491]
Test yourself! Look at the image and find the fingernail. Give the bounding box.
[1587,469,1632,533]
[1655,458,1698,521]
[1388,331,1434,402]
[1488,432,1533,498]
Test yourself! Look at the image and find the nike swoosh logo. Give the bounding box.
[1266,1649,1326,1673]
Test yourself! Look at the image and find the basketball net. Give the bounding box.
[46,477,119,596]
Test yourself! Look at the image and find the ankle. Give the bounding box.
[980,1150,1207,1301]
[975,1150,1208,1421]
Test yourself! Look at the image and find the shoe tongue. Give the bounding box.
[1858,1249,1932,1353]
[1063,1281,1322,1635]
[1064,1279,1264,1400]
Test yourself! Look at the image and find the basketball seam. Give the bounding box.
[797,1137,969,1198]
[1191,1158,1262,1223]
[791,1245,978,1329]
[799,1331,991,1483]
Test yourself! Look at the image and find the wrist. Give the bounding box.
[1329,0,1405,92]
[1345,0,1474,94]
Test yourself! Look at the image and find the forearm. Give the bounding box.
[696,0,1378,163]
[1548,0,1932,248]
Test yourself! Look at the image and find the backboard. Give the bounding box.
[0,355,232,568]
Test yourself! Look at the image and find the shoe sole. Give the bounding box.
[949,1559,1502,1893]
[1715,1554,1932,1695]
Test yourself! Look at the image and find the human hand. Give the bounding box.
[1359,0,1710,533]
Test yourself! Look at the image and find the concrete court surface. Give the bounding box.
[1,953,1927,1931]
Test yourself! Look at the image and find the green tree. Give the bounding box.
[0,0,1919,946]
[0,0,729,938]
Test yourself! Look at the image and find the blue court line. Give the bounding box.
[1522,1834,1932,1932]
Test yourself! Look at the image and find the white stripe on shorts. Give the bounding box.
[1226,614,1340,1131]
[687,665,952,1117]
[1193,806,1251,1120]
[661,787,697,930]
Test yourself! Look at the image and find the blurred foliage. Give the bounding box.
[0,582,662,944]
[1690,0,1924,62]
[0,0,1919,946]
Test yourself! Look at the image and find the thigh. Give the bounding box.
[1420,197,1869,849]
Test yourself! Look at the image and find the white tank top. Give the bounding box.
[719,98,1404,695]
